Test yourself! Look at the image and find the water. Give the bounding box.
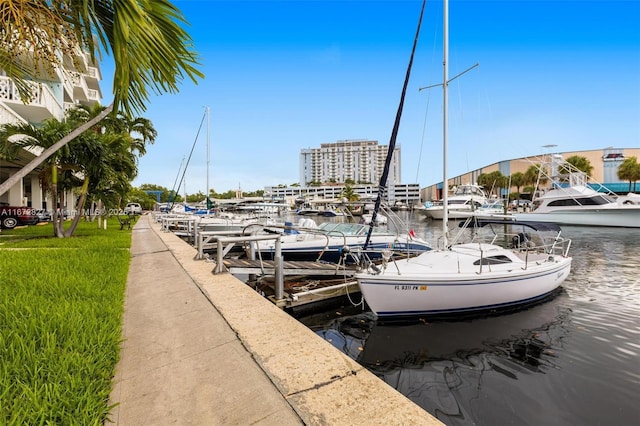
[296,212,640,426]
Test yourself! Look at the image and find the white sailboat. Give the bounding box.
[355,0,573,317]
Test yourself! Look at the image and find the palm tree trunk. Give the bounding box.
[0,103,114,197]
[50,167,64,238]
[64,176,90,237]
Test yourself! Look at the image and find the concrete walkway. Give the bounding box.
[107,214,442,425]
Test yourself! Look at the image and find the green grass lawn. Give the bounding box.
[0,219,131,424]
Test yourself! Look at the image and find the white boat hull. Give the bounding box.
[356,244,572,316]
[425,206,480,220]
[514,208,640,228]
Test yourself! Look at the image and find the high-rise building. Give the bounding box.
[0,48,102,209]
[299,139,400,187]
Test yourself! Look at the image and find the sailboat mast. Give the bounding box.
[206,106,210,204]
[442,0,450,246]
[362,0,426,251]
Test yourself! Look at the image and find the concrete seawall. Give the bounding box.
[108,214,443,425]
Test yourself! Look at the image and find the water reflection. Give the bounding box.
[305,293,572,425]
[298,215,640,425]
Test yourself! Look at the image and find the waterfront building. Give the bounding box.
[300,139,401,187]
[421,147,640,202]
[264,183,421,209]
[0,47,102,210]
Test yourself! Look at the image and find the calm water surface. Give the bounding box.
[297,212,640,426]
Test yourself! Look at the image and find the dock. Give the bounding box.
[224,258,361,313]
[151,212,363,312]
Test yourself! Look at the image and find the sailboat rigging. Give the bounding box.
[168,108,208,211]
[363,0,426,251]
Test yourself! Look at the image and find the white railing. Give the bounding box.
[0,76,64,120]
[87,89,100,101]
[36,83,64,120]
[0,76,20,101]
[87,66,100,80]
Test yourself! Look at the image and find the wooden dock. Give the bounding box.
[223,258,357,276]
[224,259,362,313]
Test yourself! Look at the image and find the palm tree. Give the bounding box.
[0,105,155,236]
[0,119,77,236]
[0,0,202,197]
[618,156,640,192]
[477,171,507,198]
[61,107,155,236]
[510,172,525,196]
[0,137,20,161]
[561,155,593,177]
[340,184,360,202]
[523,164,549,192]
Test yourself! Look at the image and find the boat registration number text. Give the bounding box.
[394,285,428,291]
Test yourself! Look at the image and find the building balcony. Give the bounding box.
[85,66,102,87]
[0,76,64,122]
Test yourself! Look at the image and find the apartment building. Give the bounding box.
[299,139,401,187]
[0,50,102,209]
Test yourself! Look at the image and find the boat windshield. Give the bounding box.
[548,195,614,207]
[317,222,367,236]
[317,222,390,236]
[454,185,484,196]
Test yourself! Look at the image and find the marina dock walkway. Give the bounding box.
[107,214,442,425]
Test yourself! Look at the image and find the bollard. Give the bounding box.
[216,239,224,273]
[274,236,284,300]
[248,239,257,282]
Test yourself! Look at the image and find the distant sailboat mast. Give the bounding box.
[206,106,211,208]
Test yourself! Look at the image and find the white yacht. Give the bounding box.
[513,156,640,228]
[419,184,488,220]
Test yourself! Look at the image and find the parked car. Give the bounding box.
[35,209,52,222]
[0,205,40,229]
[124,202,142,215]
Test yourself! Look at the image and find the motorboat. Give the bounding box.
[475,199,509,216]
[252,219,431,264]
[418,184,489,220]
[197,213,262,233]
[320,206,348,217]
[355,0,572,318]
[513,155,640,228]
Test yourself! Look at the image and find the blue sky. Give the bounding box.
[100,0,640,194]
